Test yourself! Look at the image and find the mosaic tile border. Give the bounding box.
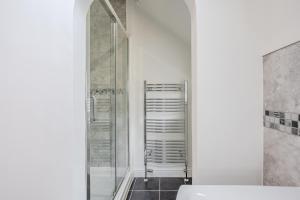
[264,110,300,136]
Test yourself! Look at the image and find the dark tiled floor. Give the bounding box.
[130,191,159,200]
[126,177,192,200]
[160,191,178,200]
[133,177,159,190]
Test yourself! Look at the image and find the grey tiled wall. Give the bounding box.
[88,0,127,167]
[109,0,126,27]
[263,41,300,186]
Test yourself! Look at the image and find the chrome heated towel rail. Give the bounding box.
[144,81,189,182]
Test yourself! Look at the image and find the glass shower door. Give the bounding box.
[87,1,129,200]
[87,1,116,200]
[115,24,129,189]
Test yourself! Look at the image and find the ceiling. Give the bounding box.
[136,0,191,44]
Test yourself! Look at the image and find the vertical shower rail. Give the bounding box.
[144,81,189,182]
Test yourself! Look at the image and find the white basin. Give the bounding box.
[176,185,300,200]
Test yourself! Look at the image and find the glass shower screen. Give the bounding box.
[86,1,129,200]
[115,23,129,190]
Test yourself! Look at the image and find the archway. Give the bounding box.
[126,0,194,181]
[73,0,198,199]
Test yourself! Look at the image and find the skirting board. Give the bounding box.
[114,170,134,200]
[134,168,192,177]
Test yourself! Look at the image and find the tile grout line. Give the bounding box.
[159,177,160,200]
[130,177,188,200]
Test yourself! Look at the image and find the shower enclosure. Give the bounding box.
[86,0,129,199]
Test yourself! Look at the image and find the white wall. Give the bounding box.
[251,0,300,55]
[250,0,300,185]
[127,0,191,176]
[193,0,263,184]
[0,0,79,200]
[0,0,94,200]
[192,0,300,185]
[74,1,93,200]
[0,0,128,199]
